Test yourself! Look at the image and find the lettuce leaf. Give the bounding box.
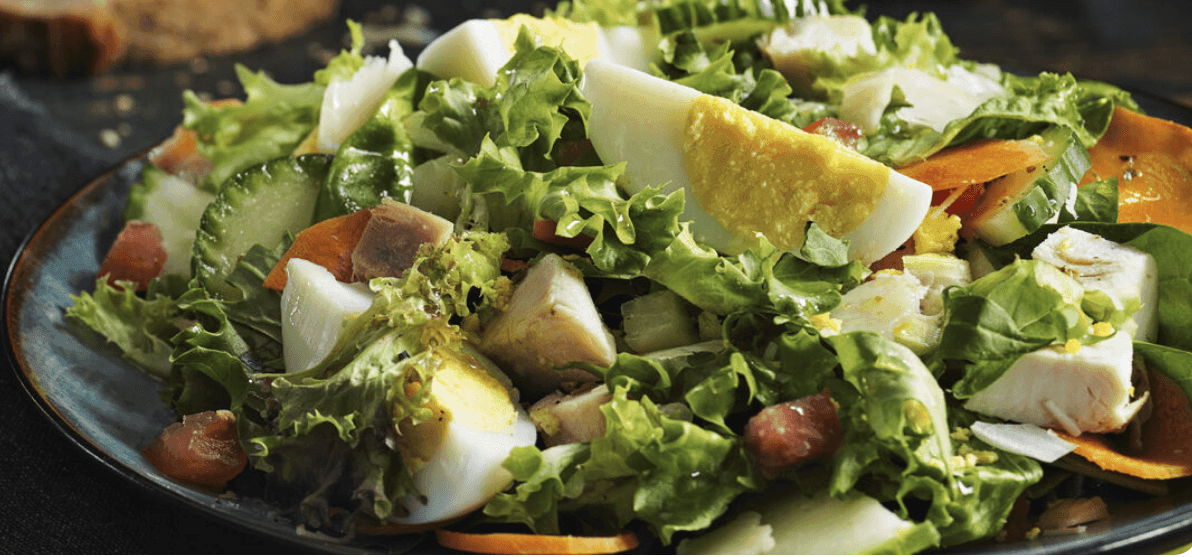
[974,222,1192,353]
[937,259,1100,398]
[865,73,1135,167]
[315,68,436,221]
[485,386,762,544]
[66,278,180,378]
[183,66,324,190]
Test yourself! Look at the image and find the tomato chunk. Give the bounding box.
[142,410,247,488]
[744,390,843,478]
[802,117,864,150]
[97,221,168,291]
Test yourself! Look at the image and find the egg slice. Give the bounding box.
[416,14,655,87]
[280,258,375,372]
[393,347,537,524]
[582,59,933,264]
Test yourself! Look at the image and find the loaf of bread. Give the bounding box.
[0,0,342,76]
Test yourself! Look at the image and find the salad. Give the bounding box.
[64,0,1192,553]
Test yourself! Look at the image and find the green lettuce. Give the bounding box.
[315,68,437,221]
[66,278,180,378]
[865,73,1135,167]
[183,67,324,190]
[937,259,1102,398]
[974,222,1192,353]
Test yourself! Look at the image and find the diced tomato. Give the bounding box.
[744,390,844,478]
[142,410,247,488]
[931,182,986,218]
[802,117,864,150]
[97,221,168,291]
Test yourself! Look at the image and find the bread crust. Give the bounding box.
[0,0,341,76]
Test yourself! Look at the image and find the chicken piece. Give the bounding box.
[529,384,611,447]
[963,331,1149,436]
[1031,226,1159,342]
[479,254,616,398]
[350,200,454,281]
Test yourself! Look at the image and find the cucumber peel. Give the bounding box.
[968,127,1091,246]
[192,155,333,301]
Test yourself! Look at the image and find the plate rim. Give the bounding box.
[6,96,1192,555]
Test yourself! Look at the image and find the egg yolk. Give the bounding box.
[492,15,602,66]
[682,95,889,250]
[396,348,518,471]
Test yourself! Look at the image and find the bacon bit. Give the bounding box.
[1085,106,1192,233]
[802,117,863,150]
[500,258,533,274]
[142,410,247,488]
[997,496,1033,543]
[897,138,1048,192]
[531,220,593,250]
[97,221,168,291]
[1058,368,1192,479]
[262,209,373,291]
[744,390,843,478]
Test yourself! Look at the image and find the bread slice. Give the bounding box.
[0,0,341,76]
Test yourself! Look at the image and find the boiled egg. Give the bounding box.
[280,258,375,372]
[392,346,537,524]
[581,59,933,265]
[416,14,655,87]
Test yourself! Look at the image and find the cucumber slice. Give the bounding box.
[192,155,333,300]
[966,128,1091,246]
[125,165,216,277]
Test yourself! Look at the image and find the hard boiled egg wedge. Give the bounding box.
[416,14,655,87]
[582,60,933,264]
[393,346,537,524]
[280,258,375,372]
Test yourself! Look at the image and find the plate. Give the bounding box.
[5,95,1192,555]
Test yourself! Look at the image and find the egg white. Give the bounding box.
[394,405,537,524]
[416,18,654,87]
[582,59,933,265]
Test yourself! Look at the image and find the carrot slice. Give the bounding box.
[262,209,373,291]
[1057,367,1192,480]
[897,138,1049,192]
[434,530,640,555]
[98,220,167,291]
[1085,106,1192,233]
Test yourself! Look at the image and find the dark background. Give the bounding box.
[2,0,1192,552]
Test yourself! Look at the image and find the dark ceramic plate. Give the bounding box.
[5,91,1192,554]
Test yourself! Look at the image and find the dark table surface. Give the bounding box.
[3,0,1192,553]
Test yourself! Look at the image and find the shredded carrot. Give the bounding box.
[531,220,593,249]
[434,530,640,555]
[262,209,373,291]
[897,138,1049,192]
[1084,106,1192,233]
[1058,368,1192,480]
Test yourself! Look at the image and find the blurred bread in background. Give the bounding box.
[0,0,342,76]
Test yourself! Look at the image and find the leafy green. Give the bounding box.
[1134,342,1192,407]
[183,66,324,190]
[315,69,436,221]
[937,259,1099,398]
[865,73,1134,167]
[66,278,180,378]
[1061,178,1119,223]
[976,222,1192,352]
[550,0,641,26]
[485,386,762,543]
[313,20,365,86]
